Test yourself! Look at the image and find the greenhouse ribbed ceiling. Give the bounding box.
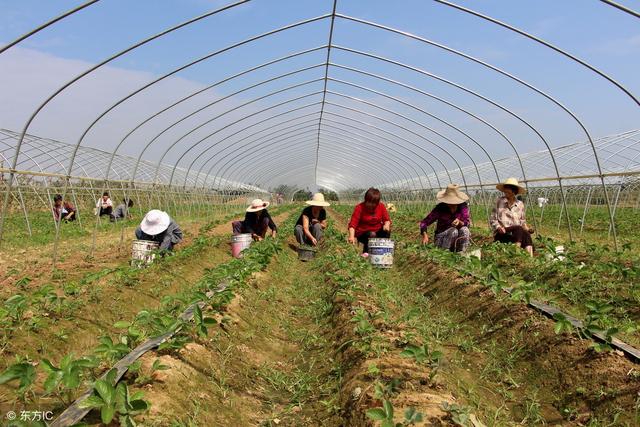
[0,0,638,192]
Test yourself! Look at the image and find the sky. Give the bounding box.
[0,0,638,190]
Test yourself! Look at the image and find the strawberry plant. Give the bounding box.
[94,336,130,362]
[41,354,98,403]
[193,304,217,338]
[0,357,36,400]
[79,368,150,426]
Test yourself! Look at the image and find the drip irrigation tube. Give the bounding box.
[502,288,640,361]
[51,280,230,427]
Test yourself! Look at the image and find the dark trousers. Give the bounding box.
[99,206,113,217]
[357,228,390,253]
[494,225,533,248]
[232,217,270,238]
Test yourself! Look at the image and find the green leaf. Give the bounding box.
[74,357,98,369]
[78,395,105,409]
[95,379,115,406]
[194,305,203,322]
[63,368,81,389]
[129,399,149,412]
[100,404,116,424]
[40,359,59,373]
[383,399,394,417]
[202,317,217,326]
[43,370,63,392]
[366,408,387,420]
[130,391,146,401]
[120,415,137,427]
[554,322,564,335]
[113,321,132,329]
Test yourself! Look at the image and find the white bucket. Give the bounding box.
[131,240,159,268]
[545,245,566,262]
[231,233,253,258]
[369,238,394,268]
[464,248,482,259]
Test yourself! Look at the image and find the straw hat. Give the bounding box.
[246,198,270,212]
[496,177,527,195]
[436,184,469,205]
[305,193,330,207]
[140,209,171,235]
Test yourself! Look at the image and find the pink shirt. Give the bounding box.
[490,196,526,231]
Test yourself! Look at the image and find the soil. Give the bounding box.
[2,205,639,426]
[0,211,256,415]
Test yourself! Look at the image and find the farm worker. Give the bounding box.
[135,209,183,251]
[348,187,391,255]
[295,193,330,246]
[52,194,77,222]
[96,191,113,217]
[110,198,134,222]
[490,177,534,256]
[420,184,471,252]
[232,199,277,241]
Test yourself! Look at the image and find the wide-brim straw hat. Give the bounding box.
[246,198,270,212]
[305,192,330,207]
[436,184,469,205]
[496,177,527,195]
[140,209,170,235]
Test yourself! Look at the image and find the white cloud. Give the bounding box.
[590,33,640,56]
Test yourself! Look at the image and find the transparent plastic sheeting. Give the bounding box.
[0,0,638,250]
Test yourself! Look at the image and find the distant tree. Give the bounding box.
[292,188,312,201]
[318,188,339,201]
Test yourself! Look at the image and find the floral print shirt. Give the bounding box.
[490,196,527,231]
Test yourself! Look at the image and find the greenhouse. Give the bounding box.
[0,1,638,426]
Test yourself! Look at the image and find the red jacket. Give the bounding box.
[348,202,391,237]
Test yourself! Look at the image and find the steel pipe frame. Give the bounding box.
[228,131,416,187]
[103,46,328,183]
[332,46,529,186]
[1,1,633,248]
[222,129,422,190]
[0,0,100,55]
[198,115,324,187]
[233,131,414,187]
[326,75,491,186]
[199,106,439,189]
[74,16,330,183]
[243,148,408,192]
[161,87,325,186]
[0,0,254,246]
[182,100,324,189]
[244,146,402,191]
[203,110,439,190]
[174,78,326,187]
[337,10,621,246]
[207,115,432,192]
[96,61,327,252]
[314,0,339,186]
[330,45,564,232]
[320,118,436,188]
[322,104,447,186]
[171,103,319,187]
[324,93,460,185]
[599,0,640,18]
